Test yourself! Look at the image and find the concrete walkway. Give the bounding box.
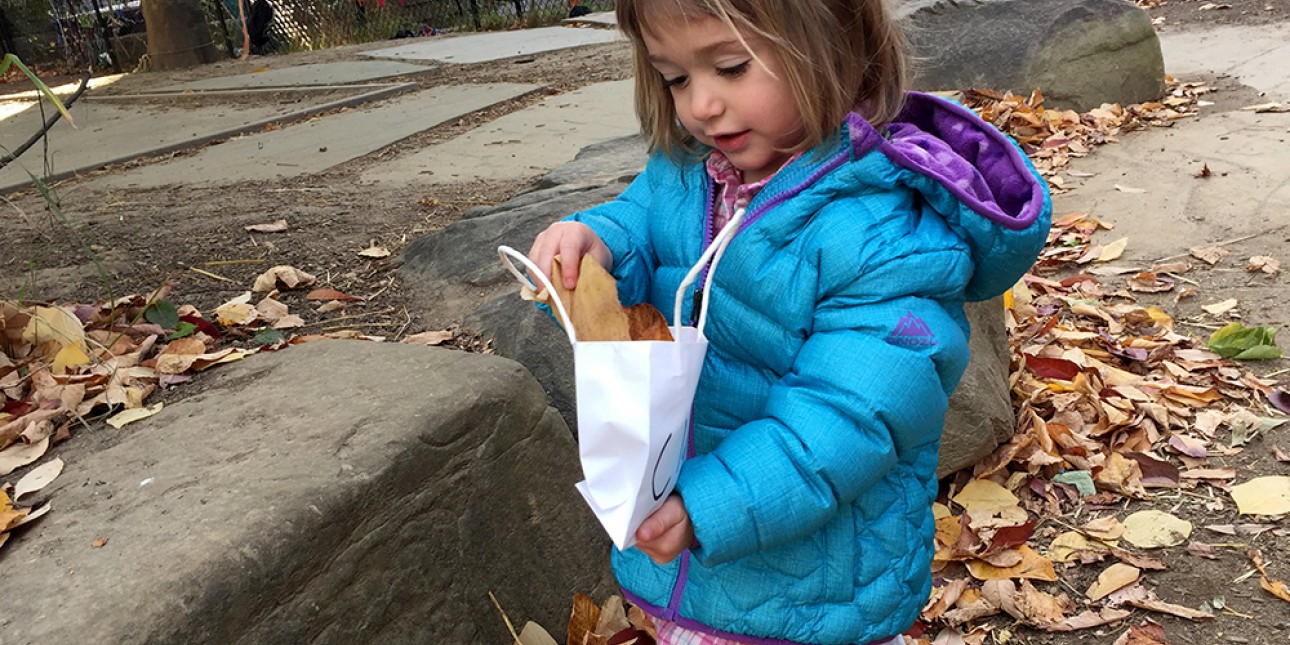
[0,89,400,192]
[156,61,436,92]
[91,83,541,189]
[360,80,637,186]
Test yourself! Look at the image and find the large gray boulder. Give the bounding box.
[3,341,613,644]
[402,136,1015,477]
[899,0,1165,111]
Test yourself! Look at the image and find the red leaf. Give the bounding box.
[1024,354,1081,381]
[984,520,1036,555]
[179,314,222,338]
[608,628,656,645]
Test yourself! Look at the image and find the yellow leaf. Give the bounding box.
[1122,510,1192,548]
[1231,477,1290,516]
[1087,563,1140,600]
[106,403,164,429]
[1095,237,1129,262]
[51,341,91,373]
[1048,531,1110,563]
[22,306,85,359]
[953,479,1019,513]
[966,545,1057,581]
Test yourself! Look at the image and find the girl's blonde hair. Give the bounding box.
[617,0,909,159]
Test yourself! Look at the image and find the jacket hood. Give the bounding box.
[861,92,1052,301]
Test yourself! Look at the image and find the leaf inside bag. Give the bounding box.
[531,256,673,342]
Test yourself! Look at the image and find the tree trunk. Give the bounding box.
[142,0,220,71]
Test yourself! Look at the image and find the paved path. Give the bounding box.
[1159,22,1290,100]
[361,80,637,186]
[91,83,542,189]
[156,61,436,92]
[0,90,389,192]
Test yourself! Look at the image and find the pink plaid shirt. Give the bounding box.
[705,151,802,233]
[655,617,906,645]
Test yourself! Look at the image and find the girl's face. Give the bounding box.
[642,14,804,184]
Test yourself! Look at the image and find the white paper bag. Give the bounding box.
[498,210,744,550]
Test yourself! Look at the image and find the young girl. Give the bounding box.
[527,1,1051,643]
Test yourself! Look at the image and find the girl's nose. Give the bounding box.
[688,82,723,121]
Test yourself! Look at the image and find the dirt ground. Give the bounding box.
[1142,0,1290,29]
[0,39,634,349]
[2,15,1289,645]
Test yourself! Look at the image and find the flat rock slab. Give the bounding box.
[94,83,541,189]
[2,340,613,644]
[362,79,636,186]
[1159,23,1290,99]
[362,26,622,64]
[156,61,436,92]
[0,93,363,192]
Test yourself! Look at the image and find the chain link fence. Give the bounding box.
[0,0,615,73]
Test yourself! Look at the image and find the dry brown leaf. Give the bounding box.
[550,256,631,342]
[1200,299,1238,316]
[1188,246,1229,265]
[1088,563,1141,601]
[12,457,64,501]
[626,604,657,639]
[966,545,1057,581]
[253,265,317,292]
[952,479,1019,513]
[358,245,392,259]
[91,536,108,548]
[568,593,602,645]
[1247,550,1290,603]
[255,296,290,323]
[625,304,674,342]
[1246,256,1280,274]
[1053,608,1132,632]
[594,595,630,638]
[1107,583,1216,620]
[402,330,455,346]
[0,437,49,476]
[306,288,363,302]
[1113,620,1172,645]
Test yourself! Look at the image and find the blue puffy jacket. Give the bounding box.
[568,93,1051,645]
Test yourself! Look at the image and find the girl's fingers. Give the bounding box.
[559,236,586,290]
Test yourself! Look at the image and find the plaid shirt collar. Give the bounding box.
[704,150,801,232]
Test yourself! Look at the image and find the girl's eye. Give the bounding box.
[717,62,749,78]
[662,75,688,89]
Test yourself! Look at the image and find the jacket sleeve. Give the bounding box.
[565,158,660,305]
[676,242,973,566]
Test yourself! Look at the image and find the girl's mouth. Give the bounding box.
[712,131,750,152]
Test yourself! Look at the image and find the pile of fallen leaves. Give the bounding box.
[904,87,1290,644]
[959,78,1210,193]
[1,265,470,552]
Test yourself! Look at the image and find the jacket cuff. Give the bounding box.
[675,454,757,566]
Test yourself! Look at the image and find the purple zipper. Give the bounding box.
[690,143,854,321]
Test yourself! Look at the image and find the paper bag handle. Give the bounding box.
[673,207,745,335]
[498,207,745,343]
[497,246,580,344]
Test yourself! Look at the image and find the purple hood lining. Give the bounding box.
[848,92,1046,231]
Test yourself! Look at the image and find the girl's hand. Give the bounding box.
[527,222,613,290]
[635,494,694,564]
